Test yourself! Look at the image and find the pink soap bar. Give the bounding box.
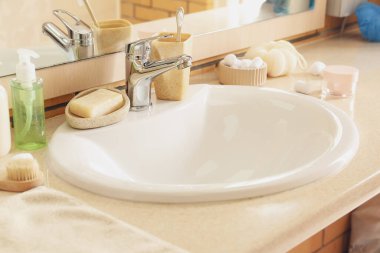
[323,65,359,97]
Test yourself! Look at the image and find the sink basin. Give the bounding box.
[48,84,359,203]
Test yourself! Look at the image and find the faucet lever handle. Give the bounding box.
[126,34,173,64]
[52,9,93,45]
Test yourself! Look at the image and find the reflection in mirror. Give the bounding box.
[0,0,314,77]
[0,0,119,76]
[42,9,95,60]
[122,0,314,23]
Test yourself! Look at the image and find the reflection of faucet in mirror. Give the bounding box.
[125,34,192,111]
[42,9,94,60]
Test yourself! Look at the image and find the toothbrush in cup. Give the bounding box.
[77,0,99,27]
[176,7,184,42]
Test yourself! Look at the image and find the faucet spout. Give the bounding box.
[126,36,192,111]
[42,22,72,51]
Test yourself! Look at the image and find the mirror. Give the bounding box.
[0,0,314,77]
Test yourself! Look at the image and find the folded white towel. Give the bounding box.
[0,187,187,253]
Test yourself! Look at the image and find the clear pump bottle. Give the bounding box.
[10,49,46,150]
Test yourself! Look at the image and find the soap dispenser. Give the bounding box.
[10,49,46,150]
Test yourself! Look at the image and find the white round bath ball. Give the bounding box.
[232,59,242,69]
[250,57,264,69]
[240,59,252,69]
[308,61,326,76]
[223,54,237,67]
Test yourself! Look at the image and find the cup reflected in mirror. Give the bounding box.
[93,19,133,55]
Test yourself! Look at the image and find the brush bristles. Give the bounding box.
[6,154,40,181]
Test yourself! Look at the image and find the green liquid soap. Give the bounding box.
[11,79,46,150]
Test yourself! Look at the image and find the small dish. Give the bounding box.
[217,61,267,86]
[65,88,130,129]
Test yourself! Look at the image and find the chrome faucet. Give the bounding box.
[42,9,94,60]
[125,35,192,111]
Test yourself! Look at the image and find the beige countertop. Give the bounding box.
[2,30,380,253]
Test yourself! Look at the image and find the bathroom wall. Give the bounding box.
[121,0,220,23]
[0,0,120,48]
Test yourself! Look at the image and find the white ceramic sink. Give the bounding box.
[48,84,359,203]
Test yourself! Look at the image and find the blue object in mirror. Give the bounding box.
[272,0,313,15]
[310,0,315,9]
[356,2,380,42]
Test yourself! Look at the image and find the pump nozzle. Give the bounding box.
[16,49,40,89]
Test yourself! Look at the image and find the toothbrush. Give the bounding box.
[0,153,44,192]
[176,7,184,42]
[77,0,99,27]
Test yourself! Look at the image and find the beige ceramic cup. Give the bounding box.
[151,32,193,101]
[94,19,133,55]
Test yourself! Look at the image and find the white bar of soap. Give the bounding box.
[69,89,124,118]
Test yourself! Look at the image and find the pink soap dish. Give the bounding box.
[217,62,267,86]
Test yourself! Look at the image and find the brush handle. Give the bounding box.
[0,171,44,192]
[176,7,184,42]
[84,0,99,27]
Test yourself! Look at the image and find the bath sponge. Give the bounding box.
[245,40,307,77]
[356,2,380,42]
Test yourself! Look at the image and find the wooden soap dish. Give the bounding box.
[65,88,130,130]
[217,62,267,86]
